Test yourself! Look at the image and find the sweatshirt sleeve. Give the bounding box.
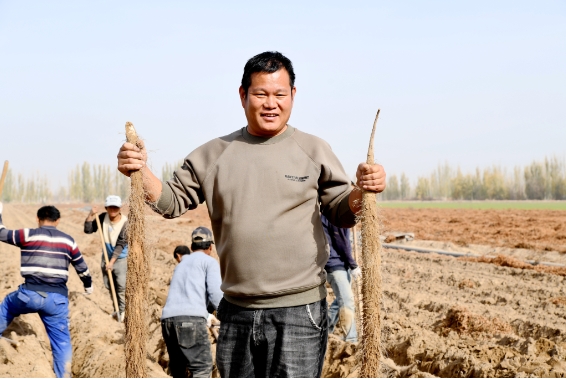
[205,260,224,311]
[153,159,204,219]
[296,133,356,228]
[113,222,128,257]
[69,241,92,289]
[84,213,104,234]
[0,213,28,247]
[152,135,233,219]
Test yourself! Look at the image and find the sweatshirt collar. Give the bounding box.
[241,125,295,145]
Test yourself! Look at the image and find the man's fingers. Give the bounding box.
[120,142,141,152]
[117,149,144,160]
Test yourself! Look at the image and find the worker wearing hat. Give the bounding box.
[161,226,223,378]
[84,195,129,322]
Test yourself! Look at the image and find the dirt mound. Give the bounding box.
[438,305,512,337]
[461,254,566,276]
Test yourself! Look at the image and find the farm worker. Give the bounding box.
[161,227,223,378]
[83,195,128,322]
[0,203,93,378]
[321,214,361,343]
[117,51,386,377]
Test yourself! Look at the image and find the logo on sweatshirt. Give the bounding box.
[285,175,309,182]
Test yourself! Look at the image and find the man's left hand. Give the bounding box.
[355,163,386,193]
[351,267,362,279]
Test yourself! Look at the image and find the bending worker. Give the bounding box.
[84,195,128,322]
[0,203,93,378]
[161,227,223,378]
[321,214,360,343]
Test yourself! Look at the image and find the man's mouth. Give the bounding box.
[261,113,279,119]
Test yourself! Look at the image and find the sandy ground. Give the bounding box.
[0,204,565,377]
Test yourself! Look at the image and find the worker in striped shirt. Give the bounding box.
[0,203,93,378]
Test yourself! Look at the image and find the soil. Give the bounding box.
[1,204,565,377]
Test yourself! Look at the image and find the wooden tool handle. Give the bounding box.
[0,161,9,198]
[94,214,121,317]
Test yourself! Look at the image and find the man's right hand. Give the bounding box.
[117,141,147,177]
[116,140,163,203]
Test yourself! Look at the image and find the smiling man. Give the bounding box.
[117,51,386,377]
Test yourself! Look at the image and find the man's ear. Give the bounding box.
[239,86,246,108]
[291,86,296,100]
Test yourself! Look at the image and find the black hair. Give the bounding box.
[191,241,212,252]
[241,51,295,95]
[37,206,60,222]
[173,245,191,258]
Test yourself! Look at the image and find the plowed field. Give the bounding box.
[0,204,565,377]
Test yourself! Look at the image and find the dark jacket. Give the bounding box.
[84,212,128,259]
[322,214,358,273]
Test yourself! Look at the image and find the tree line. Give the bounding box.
[2,156,565,203]
[0,160,187,204]
[382,155,566,201]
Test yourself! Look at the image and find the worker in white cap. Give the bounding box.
[84,195,128,322]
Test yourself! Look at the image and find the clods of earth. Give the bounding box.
[0,204,564,377]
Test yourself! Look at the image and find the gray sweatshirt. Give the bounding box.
[161,251,223,320]
[154,126,357,308]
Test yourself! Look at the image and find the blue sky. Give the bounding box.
[1,1,565,187]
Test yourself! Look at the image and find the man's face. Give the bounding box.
[239,69,296,137]
[106,206,121,218]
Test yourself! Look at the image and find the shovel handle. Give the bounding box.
[0,161,9,198]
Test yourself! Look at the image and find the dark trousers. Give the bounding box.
[161,315,213,378]
[216,298,328,378]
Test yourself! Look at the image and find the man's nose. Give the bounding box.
[264,95,277,109]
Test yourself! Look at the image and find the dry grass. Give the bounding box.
[460,254,566,277]
[458,279,476,289]
[439,305,512,337]
[549,297,566,306]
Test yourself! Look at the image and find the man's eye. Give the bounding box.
[255,93,266,97]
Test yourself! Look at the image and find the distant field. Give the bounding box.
[379,201,566,210]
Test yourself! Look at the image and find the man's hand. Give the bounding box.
[351,267,362,280]
[84,286,94,295]
[105,262,114,272]
[117,141,147,177]
[207,314,220,328]
[116,140,163,203]
[355,163,386,192]
[86,206,98,222]
[349,163,387,214]
[0,202,3,214]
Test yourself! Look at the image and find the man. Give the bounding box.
[0,203,93,378]
[161,227,223,378]
[117,51,386,377]
[321,214,360,343]
[84,195,128,322]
